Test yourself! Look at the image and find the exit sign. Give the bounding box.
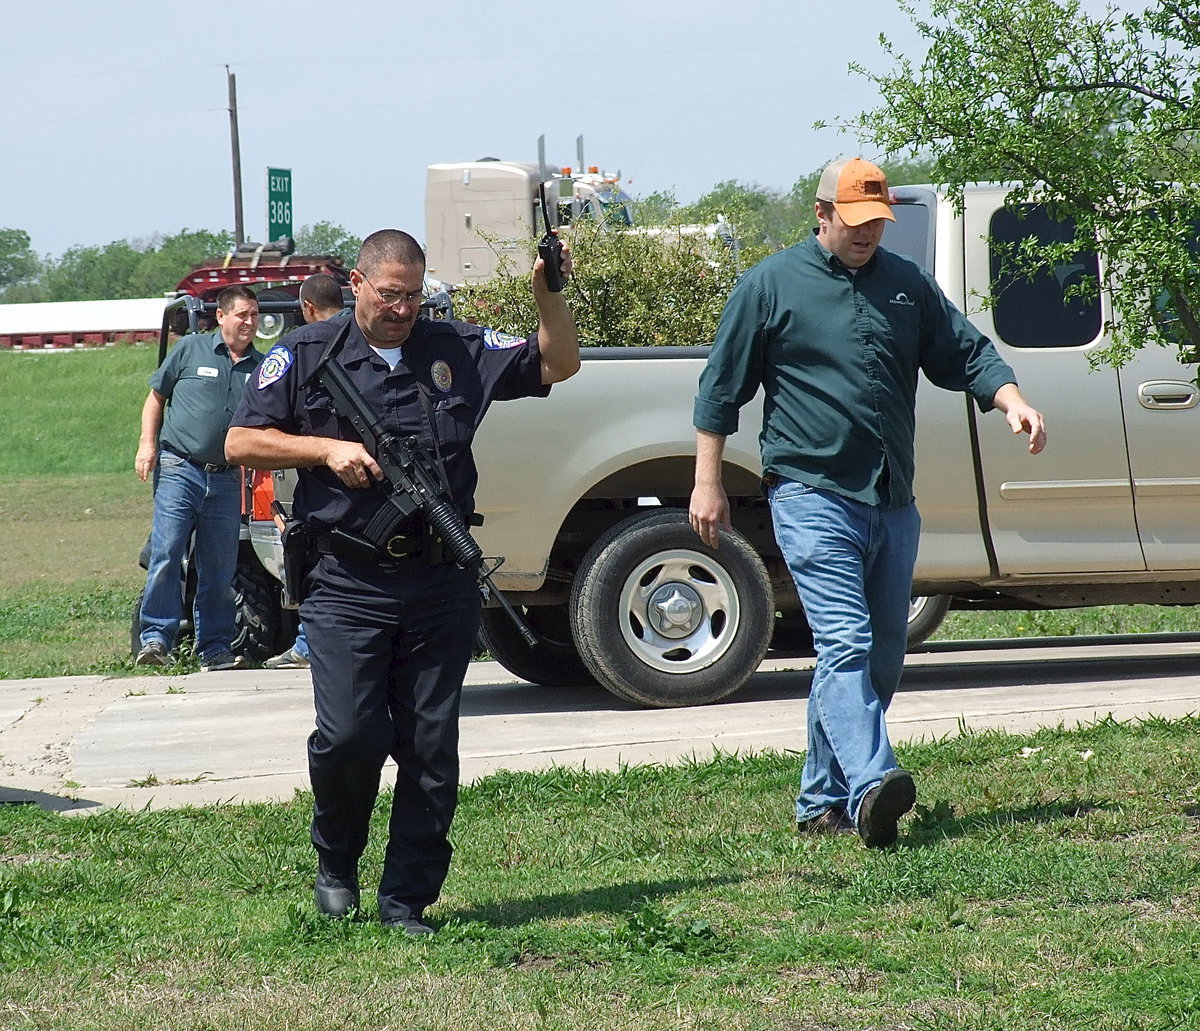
[267,167,292,242]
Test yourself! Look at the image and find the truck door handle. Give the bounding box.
[1138,380,1199,410]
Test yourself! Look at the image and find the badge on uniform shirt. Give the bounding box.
[257,345,294,389]
[482,328,524,350]
[197,366,219,378]
[431,359,453,392]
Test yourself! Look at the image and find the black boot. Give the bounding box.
[314,861,360,918]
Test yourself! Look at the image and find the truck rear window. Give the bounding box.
[989,205,1102,348]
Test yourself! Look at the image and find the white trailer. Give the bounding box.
[424,159,633,286]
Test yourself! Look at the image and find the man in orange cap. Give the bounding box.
[690,157,1046,848]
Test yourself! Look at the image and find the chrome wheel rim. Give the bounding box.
[616,549,740,673]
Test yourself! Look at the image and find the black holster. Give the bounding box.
[280,521,315,609]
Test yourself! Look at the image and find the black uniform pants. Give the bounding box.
[301,552,481,922]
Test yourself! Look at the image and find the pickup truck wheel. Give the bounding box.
[478,605,596,687]
[907,594,951,648]
[570,509,772,708]
[231,565,282,662]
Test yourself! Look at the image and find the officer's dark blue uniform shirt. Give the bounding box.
[230,315,549,535]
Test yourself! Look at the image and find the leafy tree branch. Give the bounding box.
[846,0,1200,369]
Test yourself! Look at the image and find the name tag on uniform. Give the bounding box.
[197,366,219,378]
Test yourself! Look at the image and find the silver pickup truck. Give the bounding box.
[232,184,1199,708]
[462,183,1200,707]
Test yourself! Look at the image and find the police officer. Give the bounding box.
[225,229,579,934]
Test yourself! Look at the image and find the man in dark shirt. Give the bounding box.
[134,284,263,672]
[226,229,578,934]
[690,158,1046,848]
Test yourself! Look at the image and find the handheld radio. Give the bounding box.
[537,184,565,292]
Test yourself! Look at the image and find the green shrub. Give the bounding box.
[451,220,746,348]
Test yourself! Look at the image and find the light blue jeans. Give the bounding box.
[768,480,921,824]
[139,453,241,661]
[293,623,310,659]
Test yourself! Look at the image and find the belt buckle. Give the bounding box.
[385,535,415,558]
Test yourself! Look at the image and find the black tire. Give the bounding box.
[231,564,283,661]
[771,598,949,654]
[570,509,773,708]
[478,604,596,687]
[907,594,951,648]
[771,610,815,654]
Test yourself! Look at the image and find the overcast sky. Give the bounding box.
[3,0,1134,260]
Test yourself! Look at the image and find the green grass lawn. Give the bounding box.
[2,718,1198,1030]
[3,348,1200,1028]
[0,348,158,677]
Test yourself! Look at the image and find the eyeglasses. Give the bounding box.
[356,270,424,309]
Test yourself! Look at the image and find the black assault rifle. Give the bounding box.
[315,354,538,648]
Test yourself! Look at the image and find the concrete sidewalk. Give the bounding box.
[2,636,1199,812]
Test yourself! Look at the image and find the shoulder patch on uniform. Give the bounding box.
[482,328,525,350]
[257,345,294,389]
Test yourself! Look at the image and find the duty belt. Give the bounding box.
[315,527,425,563]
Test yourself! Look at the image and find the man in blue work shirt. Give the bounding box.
[690,158,1047,848]
[134,284,263,672]
[226,229,579,934]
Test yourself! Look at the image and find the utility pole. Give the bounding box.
[226,66,245,246]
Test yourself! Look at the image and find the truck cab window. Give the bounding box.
[886,198,934,272]
[989,205,1102,348]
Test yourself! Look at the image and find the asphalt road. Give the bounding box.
[2,635,1199,813]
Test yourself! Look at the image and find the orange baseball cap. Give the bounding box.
[816,157,895,225]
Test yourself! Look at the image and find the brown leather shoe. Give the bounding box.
[796,807,856,836]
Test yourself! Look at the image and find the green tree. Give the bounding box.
[679,180,807,256]
[0,228,39,288]
[127,228,232,297]
[29,229,233,302]
[40,240,142,301]
[294,221,363,264]
[633,189,680,225]
[843,0,1200,368]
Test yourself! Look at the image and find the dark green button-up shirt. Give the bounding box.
[694,233,1016,508]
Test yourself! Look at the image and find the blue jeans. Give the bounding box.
[293,624,310,659]
[139,453,242,661]
[768,480,921,824]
